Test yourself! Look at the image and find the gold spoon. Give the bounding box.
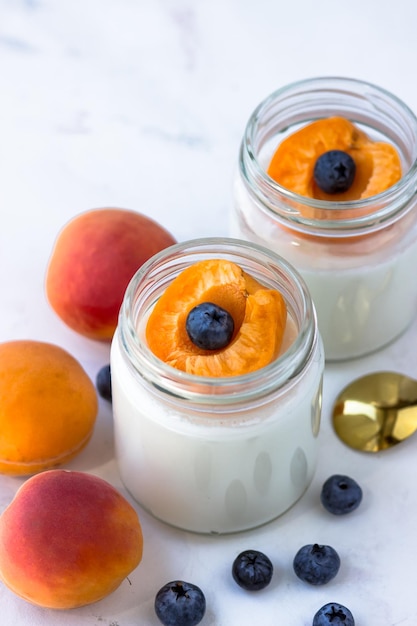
[332,371,417,452]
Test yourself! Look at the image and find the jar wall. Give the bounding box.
[111,331,323,534]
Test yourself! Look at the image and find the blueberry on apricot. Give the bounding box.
[186,302,234,350]
[313,150,356,194]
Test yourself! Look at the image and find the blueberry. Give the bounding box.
[95,364,112,402]
[293,543,340,585]
[321,474,363,515]
[154,580,206,626]
[313,150,356,194]
[313,602,355,625]
[186,301,234,350]
[232,549,273,591]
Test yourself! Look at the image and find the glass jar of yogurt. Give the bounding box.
[111,237,324,534]
[233,76,417,360]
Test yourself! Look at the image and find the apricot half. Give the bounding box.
[0,470,143,609]
[46,207,176,341]
[146,259,287,376]
[267,116,402,201]
[0,340,97,475]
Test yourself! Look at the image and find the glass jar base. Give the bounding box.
[118,470,316,535]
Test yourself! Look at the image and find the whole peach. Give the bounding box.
[0,470,143,609]
[45,207,176,340]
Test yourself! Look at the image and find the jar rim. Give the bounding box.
[118,237,319,405]
[240,76,417,235]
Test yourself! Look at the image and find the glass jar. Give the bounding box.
[111,237,324,534]
[233,76,417,361]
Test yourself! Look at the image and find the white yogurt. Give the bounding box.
[111,238,324,534]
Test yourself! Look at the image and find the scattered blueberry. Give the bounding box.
[313,150,356,194]
[154,580,206,626]
[293,543,340,585]
[232,549,274,591]
[186,301,234,350]
[95,364,112,402]
[321,474,363,515]
[313,602,355,625]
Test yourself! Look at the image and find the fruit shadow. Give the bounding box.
[65,398,115,474]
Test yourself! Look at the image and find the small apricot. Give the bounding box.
[0,470,143,608]
[0,340,98,475]
[45,207,176,341]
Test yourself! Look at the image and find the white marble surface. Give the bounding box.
[1,1,417,624]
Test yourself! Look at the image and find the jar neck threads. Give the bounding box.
[239,77,417,238]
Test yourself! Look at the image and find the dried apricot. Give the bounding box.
[267,116,401,202]
[146,259,287,377]
[0,340,98,475]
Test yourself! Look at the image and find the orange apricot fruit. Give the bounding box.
[146,259,287,376]
[0,340,98,475]
[267,116,402,202]
[0,470,143,608]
